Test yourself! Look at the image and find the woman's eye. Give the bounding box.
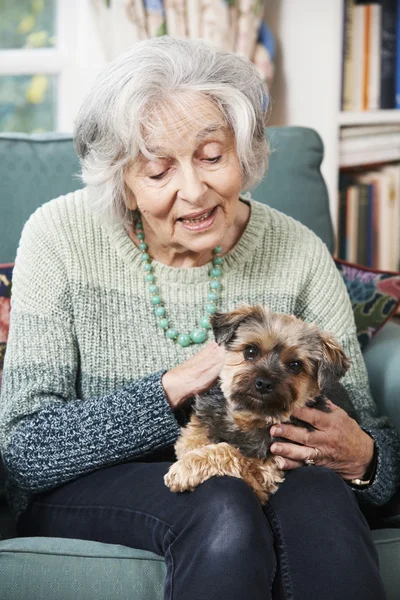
[204,156,222,164]
[149,170,167,180]
[288,361,302,374]
[244,345,259,360]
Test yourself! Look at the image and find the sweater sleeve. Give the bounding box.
[0,205,180,494]
[298,232,400,506]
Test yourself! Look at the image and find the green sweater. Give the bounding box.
[1,189,399,516]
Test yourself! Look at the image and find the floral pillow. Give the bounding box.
[335,258,400,350]
[0,264,13,386]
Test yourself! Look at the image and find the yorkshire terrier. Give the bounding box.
[164,304,353,504]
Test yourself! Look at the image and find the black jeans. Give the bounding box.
[17,459,385,600]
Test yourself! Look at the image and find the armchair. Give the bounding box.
[0,127,399,600]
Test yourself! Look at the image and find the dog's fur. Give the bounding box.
[164,305,353,503]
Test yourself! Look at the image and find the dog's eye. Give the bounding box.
[244,345,259,360]
[288,361,302,373]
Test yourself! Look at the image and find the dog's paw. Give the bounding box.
[164,461,195,493]
[164,457,208,493]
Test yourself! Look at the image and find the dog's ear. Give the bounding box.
[317,332,350,389]
[211,304,265,346]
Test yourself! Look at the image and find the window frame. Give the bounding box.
[0,0,82,132]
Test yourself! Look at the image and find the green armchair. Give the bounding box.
[0,127,399,600]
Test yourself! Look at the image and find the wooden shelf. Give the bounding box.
[339,110,400,126]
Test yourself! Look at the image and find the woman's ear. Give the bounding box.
[124,184,138,211]
[317,332,350,389]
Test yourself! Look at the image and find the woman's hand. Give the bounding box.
[162,341,225,410]
[269,400,375,481]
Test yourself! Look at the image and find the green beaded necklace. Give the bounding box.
[135,213,223,347]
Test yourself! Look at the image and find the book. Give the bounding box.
[396,0,400,107]
[380,164,400,270]
[342,0,355,111]
[366,2,382,109]
[357,183,370,265]
[380,0,398,108]
[347,186,360,262]
[352,3,367,111]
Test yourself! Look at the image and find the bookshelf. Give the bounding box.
[263,0,400,238]
[338,110,400,126]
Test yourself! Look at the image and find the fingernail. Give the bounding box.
[271,426,282,436]
[270,444,281,453]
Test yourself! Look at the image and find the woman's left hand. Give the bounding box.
[269,400,375,481]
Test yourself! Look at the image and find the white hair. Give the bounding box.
[74,36,271,224]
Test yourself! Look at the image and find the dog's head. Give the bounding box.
[212,304,349,420]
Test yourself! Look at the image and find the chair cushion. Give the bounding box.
[335,259,400,349]
[0,537,166,600]
[0,133,81,263]
[253,126,334,252]
[0,531,398,600]
[371,529,400,600]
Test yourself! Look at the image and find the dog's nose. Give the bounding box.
[255,377,274,394]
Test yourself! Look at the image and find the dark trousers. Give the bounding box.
[17,460,385,600]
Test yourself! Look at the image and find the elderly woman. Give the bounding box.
[0,36,398,600]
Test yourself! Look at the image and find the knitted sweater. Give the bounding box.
[1,189,399,517]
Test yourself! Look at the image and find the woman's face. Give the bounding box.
[124,98,246,268]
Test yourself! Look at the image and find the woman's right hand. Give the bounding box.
[162,341,226,409]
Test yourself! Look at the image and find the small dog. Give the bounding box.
[164,304,352,504]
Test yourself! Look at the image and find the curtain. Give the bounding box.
[91,0,275,86]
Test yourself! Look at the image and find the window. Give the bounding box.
[0,0,82,133]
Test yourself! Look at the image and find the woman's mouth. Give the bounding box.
[178,206,218,231]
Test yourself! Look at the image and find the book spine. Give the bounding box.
[357,184,369,265]
[366,183,375,266]
[352,5,366,111]
[338,174,350,259]
[343,0,354,111]
[363,4,371,110]
[380,0,397,108]
[368,4,382,109]
[396,0,400,107]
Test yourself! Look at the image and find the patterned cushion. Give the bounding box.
[0,264,13,386]
[335,259,400,350]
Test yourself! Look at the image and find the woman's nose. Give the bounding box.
[177,165,208,202]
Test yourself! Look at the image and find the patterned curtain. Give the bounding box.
[91,0,275,86]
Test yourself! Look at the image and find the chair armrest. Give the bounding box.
[363,320,400,434]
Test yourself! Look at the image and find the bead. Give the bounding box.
[166,328,178,340]
[158,318,169,329]
[213,246,222,254]
[139,242,148,251]
[146,273,155,282]
[208,291,217,301]
[154,306,165,317]
[136,222,143,230]
[177,333,192,347]
[190,328,207,344]
[205,303,216,315]
[149,284,158,294]
[210,280,221,290]
[138,232,145,240]
[141,253,150,261]
[200,315,211,329]
[151,295,161,305]
[210,267,222,278]
[212,257,223,266]
[143,263,152,272]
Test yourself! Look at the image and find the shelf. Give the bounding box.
[339,110,400,126]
